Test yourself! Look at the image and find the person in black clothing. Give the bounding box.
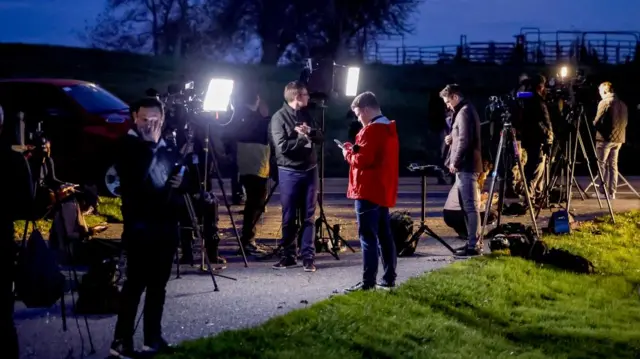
[270,81,323,272]
[0,105,24,359]
[110,97,185,357]
[230,85,274,256]
[520,74,554,201]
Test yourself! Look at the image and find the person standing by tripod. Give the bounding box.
[270,81,323,272]
[440,84,484,256]
[110,97,185,357]
[520,75,554,202]
[593,81,628,199]
[341,92,399,292]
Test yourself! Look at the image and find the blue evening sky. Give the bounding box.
[0,0,637,49]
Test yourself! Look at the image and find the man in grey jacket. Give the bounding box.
[440,84,483,256]
[593,81,628,199]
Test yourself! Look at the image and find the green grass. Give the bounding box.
[14,196,123,240]
[159,211,640,359]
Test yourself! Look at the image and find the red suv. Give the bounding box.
[0,79,131,196]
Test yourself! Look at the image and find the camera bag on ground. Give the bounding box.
[75,250,121,315]
[390,210,415,257]
[487,222,595,274]
[14,221,66,308]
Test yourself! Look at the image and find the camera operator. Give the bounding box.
[0,105,23,359]
[520,74,553,201]
[232,85,273,256]
[110,97,185,357]
[593,81,628,199]
[341,92,399,291]
[440,84,483,256]
[270,81,323,272]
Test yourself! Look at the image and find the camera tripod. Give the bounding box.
[314,99,355,260]
[480,121,540,242]
[406,164,456,254]
[536,104,615,222]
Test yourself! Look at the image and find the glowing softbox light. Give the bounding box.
[345,67,360,97]
[203,78,234,112]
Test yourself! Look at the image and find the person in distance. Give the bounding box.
[593,81,628,200]
[341,91,399,292]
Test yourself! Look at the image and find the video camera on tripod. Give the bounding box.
[545,66,593,110]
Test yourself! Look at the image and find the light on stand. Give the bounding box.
[559,66,568,79]
[345,67,360,97]
[203,78,234,113]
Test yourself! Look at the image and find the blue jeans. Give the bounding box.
[278,167,317,261]
[452,172,481,248]
[355,200,397,287]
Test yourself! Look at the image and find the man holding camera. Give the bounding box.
[593,81,628,199]
[342,92,399,291]
[520,74,554,201]
[440,84,483,256]
[270,81,323,272]
[110,97,184,357]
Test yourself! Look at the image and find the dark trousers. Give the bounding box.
[354,200,396,287]
[0,220,18,359]
[224,142,244,201]
[114,224,177,343]
[279,167,317,261]
[179,195,219,260]
[240,175,268,244]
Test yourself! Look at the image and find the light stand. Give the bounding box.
[406,164,456,254]
[201,78,248,268]
[314,99,356,259]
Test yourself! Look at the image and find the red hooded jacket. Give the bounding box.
[345,116,399,208]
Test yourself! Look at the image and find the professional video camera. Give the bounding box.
[544,66,592,107]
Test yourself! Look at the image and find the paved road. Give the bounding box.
[15,177,639,358]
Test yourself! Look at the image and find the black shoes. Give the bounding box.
[142,337,175,354]
[456,246,483,257]
[110,339,135,358]
[272,257,298,269]
[345,281,396,293]
[241,242,269,256]
[303,259,316,272]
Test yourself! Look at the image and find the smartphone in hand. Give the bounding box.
[333,139,345,149]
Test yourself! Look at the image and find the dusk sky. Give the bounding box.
[0,0,638,50]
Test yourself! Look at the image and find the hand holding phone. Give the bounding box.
[334,139,345,149]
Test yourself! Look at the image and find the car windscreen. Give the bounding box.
[61,84,128,114]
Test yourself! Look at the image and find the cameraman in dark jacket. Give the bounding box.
[0,105,23,359]
[110,97,185,357]
[520,74,553,201]
[593,81,627,199]
[270,81,323,271]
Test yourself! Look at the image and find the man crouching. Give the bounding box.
[342,92,399,291]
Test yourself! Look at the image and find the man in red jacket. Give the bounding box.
[342,92,399,291]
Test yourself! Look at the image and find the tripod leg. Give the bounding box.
[175,247,181,279]
[511,136,540,237]
[207,143,249,267]
[480,130,506,243]
[581,113,615,223]
[577,134,601,205]
[619,174,640,198]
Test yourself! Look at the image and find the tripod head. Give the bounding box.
[407,163,444,177]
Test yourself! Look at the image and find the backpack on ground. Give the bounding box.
[14,221,66,308]
[390,210,416,257]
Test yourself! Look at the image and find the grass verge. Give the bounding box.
[14,196,123,240]
[159,211,640,359]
